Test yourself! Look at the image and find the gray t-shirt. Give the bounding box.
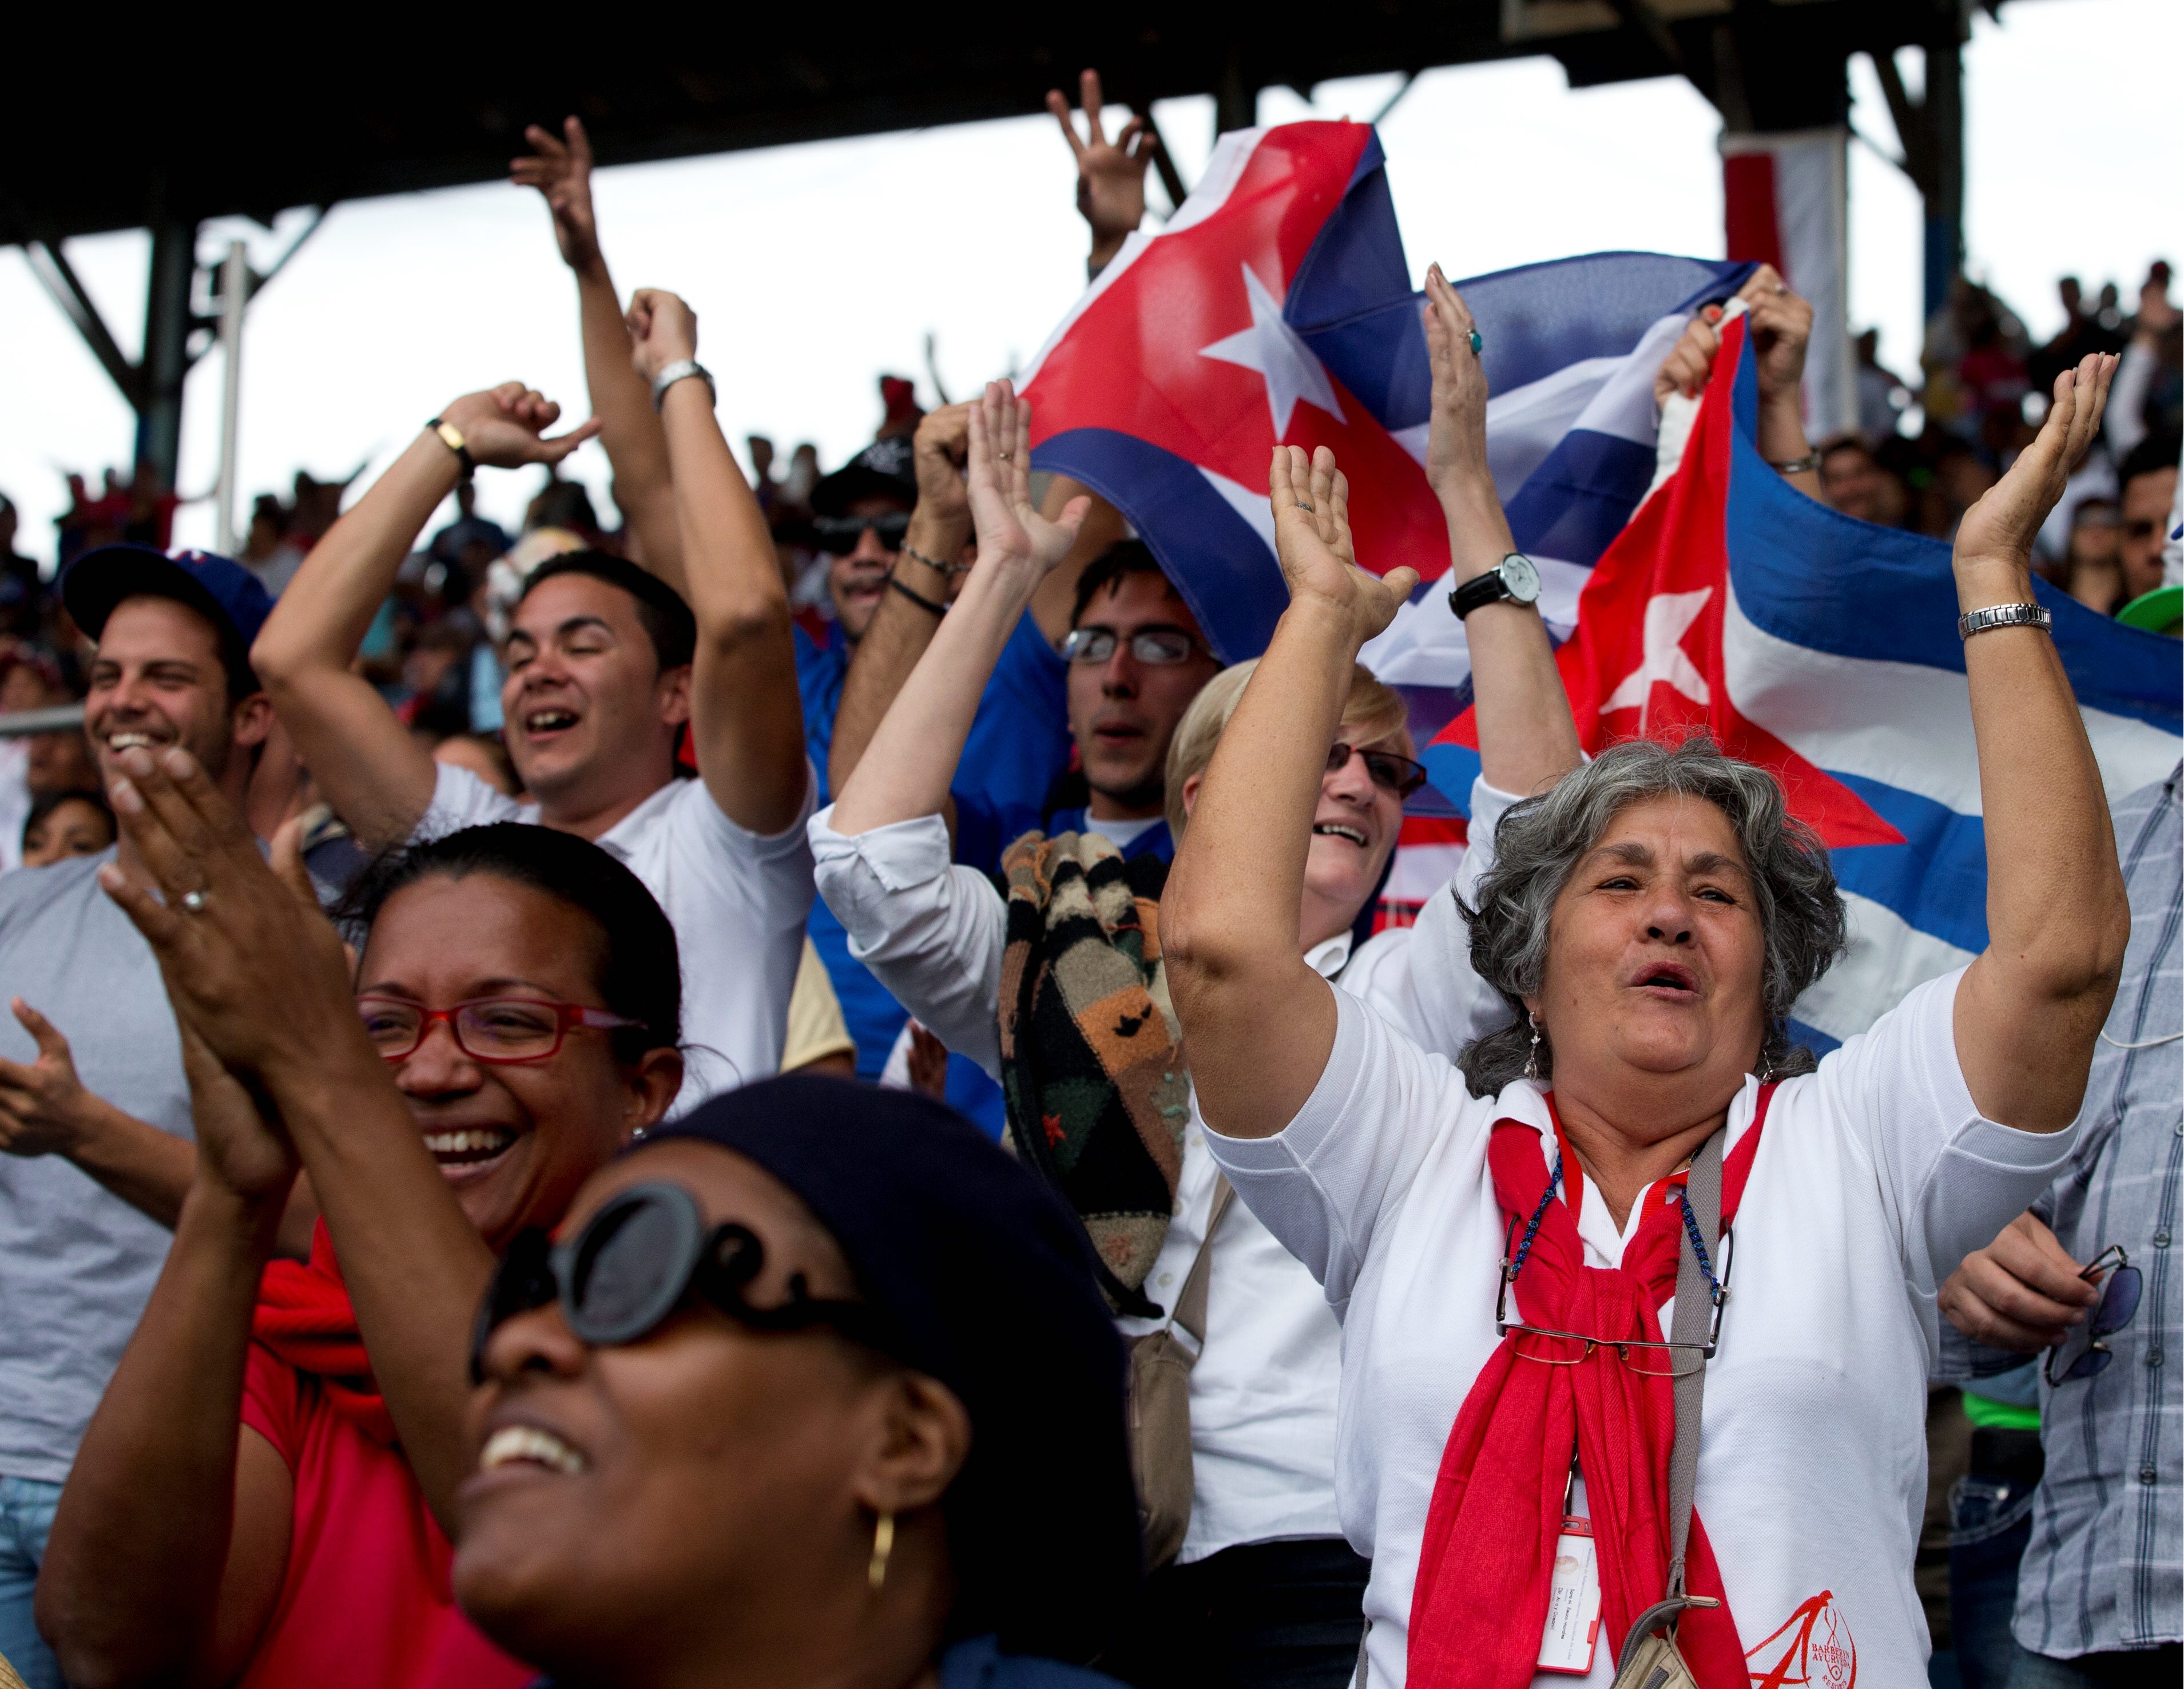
[0,847,190,1481]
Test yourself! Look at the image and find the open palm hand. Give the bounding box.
[1269,446,1417,649]
[1957,352,2118,572]
[964,379,1088,584]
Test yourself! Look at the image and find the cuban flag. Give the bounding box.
[1428,307,2182,1052]
[1021,120,2184,1051]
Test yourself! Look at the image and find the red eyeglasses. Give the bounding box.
[356,996,645,1064]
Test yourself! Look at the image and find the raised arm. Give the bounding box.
[1162,448,1417,1138]
[1655,265,1822,501]
[827,403,975,798]
[1045,67,1157,281]
[252,386,597,846]
[1423,265,1582,797]
[626,290,809,835]
[829,381,1088,838]
[94,748,501,1530]
[512,117,686,590]
[37,1031,301,1687]
[1953,352,2131,1132]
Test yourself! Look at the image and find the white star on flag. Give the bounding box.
[1200,263,1346,437]
[1601,586,1713,729]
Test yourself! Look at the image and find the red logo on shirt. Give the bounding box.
[1745,1591,1856,1687]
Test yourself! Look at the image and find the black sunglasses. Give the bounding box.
[811,512,911,555]
[1327,741,1429,799]
[471,1180,890,1381]
[2045,1244,2144,1386]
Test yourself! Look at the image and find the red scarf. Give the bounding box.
[253,1220,399,1446]
[1405,1086,1774,1689]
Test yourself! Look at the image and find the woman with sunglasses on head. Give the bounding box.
[809,281,1582,1688]
[36,793,682,1687]
[1161,255,2129,1688]
[455,1072,1141,1685]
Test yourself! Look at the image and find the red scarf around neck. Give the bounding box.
[1405,1085,1774,1689]
[252,1219,398,1446]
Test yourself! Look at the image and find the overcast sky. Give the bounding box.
[1,0,2174,562]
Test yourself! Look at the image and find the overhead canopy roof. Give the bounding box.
[5,0,1990,245]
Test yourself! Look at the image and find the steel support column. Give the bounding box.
[135,215,196,491]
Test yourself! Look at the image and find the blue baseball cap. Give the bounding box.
[62,544,276,696]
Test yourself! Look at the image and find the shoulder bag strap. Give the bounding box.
[1172,1173,1236,1346]
[1665,1125,1724,1598]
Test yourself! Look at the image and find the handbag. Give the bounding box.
[1127,1173,1234,1569]
[1610,1127,1726,1689]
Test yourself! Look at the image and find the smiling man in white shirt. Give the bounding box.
[253,299,812,1113]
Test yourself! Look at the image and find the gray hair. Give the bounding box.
[1456,736,1847,1096]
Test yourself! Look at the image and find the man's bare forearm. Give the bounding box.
[256,433,462,679]
[63,1104,314,1259]
[573,260,685,590]
[828,509,968,797]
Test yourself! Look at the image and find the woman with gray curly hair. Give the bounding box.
[1162,287,2129,1689]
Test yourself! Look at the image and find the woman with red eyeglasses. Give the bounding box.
[37,783,684,1689]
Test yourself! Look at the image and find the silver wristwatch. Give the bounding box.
[1448,553,1543,620]
[650,359,716,413]
[1957,602,2052,640]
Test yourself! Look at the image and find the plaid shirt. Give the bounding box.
[1967,763,2182,1659]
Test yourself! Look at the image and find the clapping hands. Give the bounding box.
[1268,445,1417,652]
[964,380,1089,582]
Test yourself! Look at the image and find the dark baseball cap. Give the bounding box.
[810,434,917,518]
[62,544,275,697]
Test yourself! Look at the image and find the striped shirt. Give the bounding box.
[1996,763,2182,1659]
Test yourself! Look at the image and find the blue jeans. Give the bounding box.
[0,1474,63,1689]
[1949,1458,2040,1689]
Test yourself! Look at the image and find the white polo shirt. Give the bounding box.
[1205,971,2079,1687]
[419,762,816,1112]
[808,787,1520,1564]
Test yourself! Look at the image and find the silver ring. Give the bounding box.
[180,888,209,914]
[1294,500,1315,512]
[1467,329,1483,356]
[1773,283,1788,295]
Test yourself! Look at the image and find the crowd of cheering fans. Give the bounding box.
[0,68,2174,1689]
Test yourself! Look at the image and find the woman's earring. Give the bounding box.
[868,1510,895,1594]
[1524,1013,1544,1082]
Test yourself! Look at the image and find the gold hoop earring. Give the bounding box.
[868,1510,895,1594]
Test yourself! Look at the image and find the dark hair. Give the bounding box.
[1456,736,1846,1095]
[527,479,599,536]
[2118,431,2182,496]
[1069,540,1170,629]
[22,786,113,853]
[337,823,681,1064]
[515,550,697,673]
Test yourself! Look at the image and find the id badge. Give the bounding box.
[1535,1512,1603,1675]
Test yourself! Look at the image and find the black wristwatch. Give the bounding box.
[1449,553,1542,619]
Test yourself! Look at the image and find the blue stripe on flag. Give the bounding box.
[1724,362,2181,735]
[1504,429,1657,569]
[1030,426,1280,664]
[1825,775,1992,955]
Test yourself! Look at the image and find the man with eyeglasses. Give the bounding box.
[1939,759,2181,1687]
